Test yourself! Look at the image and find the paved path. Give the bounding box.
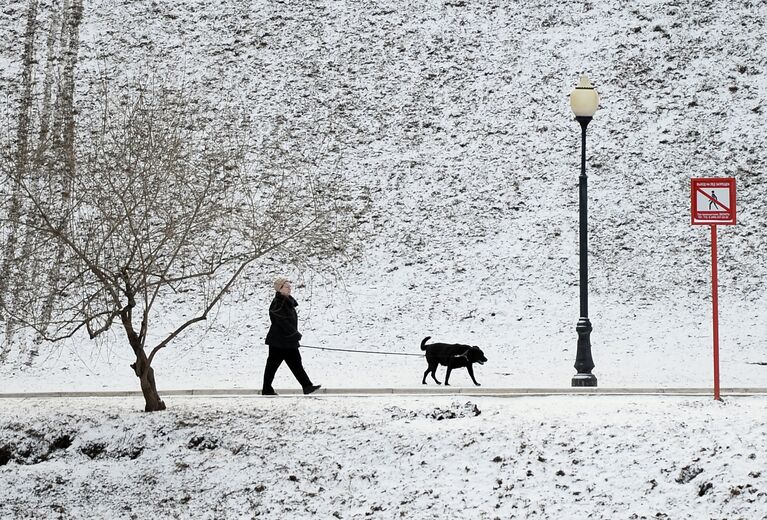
[2,387,766,398]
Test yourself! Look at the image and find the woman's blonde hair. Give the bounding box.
[273,277,290,292]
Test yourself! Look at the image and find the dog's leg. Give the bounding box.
[444,365,452,386]
[431,362,441,385]
[425,361,441,385]
[466,364,481,386]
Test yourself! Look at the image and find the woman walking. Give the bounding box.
[262,277,321,396]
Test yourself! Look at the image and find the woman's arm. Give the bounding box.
[269,300,301,339]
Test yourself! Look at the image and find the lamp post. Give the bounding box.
[569,74,599,387]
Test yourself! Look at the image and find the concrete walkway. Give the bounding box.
[2,387,766,398]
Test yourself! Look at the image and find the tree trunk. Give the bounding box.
[131,352,166,412]
[139,366,166,413]
[0,0,39,344]
[34,0,84,360]
[121,292,166,412]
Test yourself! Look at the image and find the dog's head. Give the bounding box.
[468,346,487,365]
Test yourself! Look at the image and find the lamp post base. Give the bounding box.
[571,373,598,387]
[572,317,597,387]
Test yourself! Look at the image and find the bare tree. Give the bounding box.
[1,0,85,361]
[7,78,359,411]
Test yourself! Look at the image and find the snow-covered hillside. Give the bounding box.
[1,0,766,391]
[2,3,767,519]
[2,395,767,519]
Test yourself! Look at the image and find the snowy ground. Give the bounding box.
[1,395,766,519]
[3,287,766,394]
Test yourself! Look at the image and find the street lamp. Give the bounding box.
[569,74,599,387]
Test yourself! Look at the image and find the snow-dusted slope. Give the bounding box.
[1,1,766,391]
[2,395,767,519]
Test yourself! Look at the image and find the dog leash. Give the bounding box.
[300,344,424,357]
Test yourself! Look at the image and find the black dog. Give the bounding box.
[420,336,487,386]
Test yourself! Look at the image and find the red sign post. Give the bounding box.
[691,178,736,401]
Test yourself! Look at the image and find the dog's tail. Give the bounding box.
[420,336,431,351]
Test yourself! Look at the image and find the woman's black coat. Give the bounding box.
[265,292,302,348]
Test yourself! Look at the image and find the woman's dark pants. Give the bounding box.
[262,346,312,392]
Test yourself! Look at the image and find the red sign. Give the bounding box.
[691,178,737,401]
[691,178,736,225]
